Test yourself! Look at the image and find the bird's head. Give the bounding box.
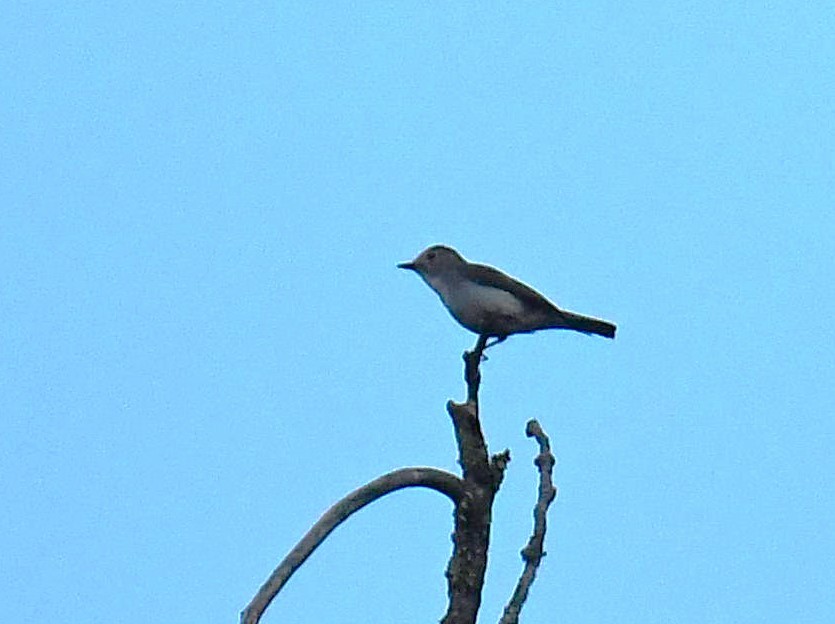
[398,245,465,278]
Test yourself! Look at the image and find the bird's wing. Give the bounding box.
[467,263,562,314]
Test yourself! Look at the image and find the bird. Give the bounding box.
[398,245,615,348]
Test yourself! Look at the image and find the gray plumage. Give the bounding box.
[398,245,616,341]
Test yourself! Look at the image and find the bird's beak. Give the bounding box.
[397,261,417,271]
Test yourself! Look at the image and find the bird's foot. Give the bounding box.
[470,335,489,361]
[470,335,507,361]
[484,336,507,350]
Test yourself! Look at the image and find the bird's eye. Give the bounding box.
[427,252,436,260]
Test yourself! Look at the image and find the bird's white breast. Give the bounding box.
[425,274,524,332]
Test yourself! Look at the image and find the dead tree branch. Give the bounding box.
[441,337,511,624]
[241,335,559,624]
[499,419,558,624]
[240,467,463,624]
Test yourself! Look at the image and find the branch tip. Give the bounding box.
[499,420,558,624]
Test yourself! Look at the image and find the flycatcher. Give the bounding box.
[398,245,616,346]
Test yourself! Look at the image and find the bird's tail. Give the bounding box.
[555,310,616,339]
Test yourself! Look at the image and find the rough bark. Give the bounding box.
[440,338,510,624]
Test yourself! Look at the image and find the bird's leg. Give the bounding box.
[473,335,507,362]
[483,335,507,350]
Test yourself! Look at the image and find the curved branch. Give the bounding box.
[499,419,557,624]
[241,467,464,624]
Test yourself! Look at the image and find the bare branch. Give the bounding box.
[241,467,463,624]
[499,419,557,624]
[441,341,509,624]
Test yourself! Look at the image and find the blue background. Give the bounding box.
[2,3,833,623]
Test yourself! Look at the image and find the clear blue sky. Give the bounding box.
[2,3,833,623]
